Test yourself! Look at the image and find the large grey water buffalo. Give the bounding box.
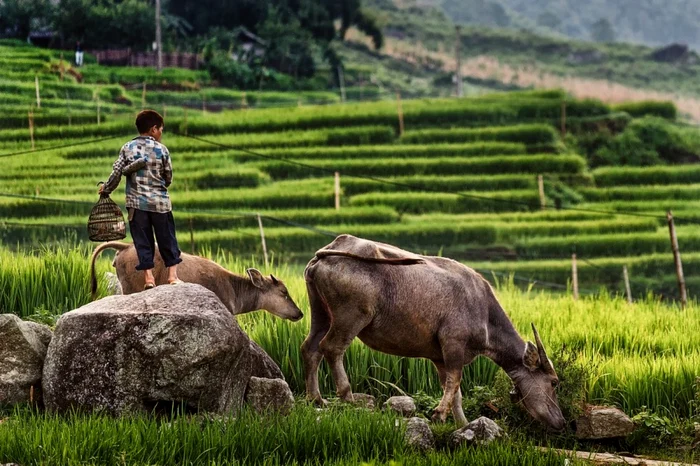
[90,241,303,321]
[302,234,565,430]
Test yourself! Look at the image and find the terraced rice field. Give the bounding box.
[0,40,697,300]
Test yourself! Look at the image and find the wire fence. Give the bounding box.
[0,98,691,298]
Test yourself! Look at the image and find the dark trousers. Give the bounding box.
[129,209,183,271]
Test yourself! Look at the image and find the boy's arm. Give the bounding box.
[162,147,173,188]
[102,148,127,195]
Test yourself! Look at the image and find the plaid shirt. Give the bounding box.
[103,136,173,213]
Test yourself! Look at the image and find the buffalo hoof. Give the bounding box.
[308,395,329,407]
[431,410,448,424]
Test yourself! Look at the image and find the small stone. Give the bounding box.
[245,377,294,415]
[452,417,504,446]
[405,417,434,451]
[576,406,635,439]
[383,396,417,417]
[350,393,376,409]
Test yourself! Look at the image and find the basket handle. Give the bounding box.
[97,181,108,198]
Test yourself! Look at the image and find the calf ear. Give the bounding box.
[270,274,279,285]
[247,268,265,289]
[523,341,541,371]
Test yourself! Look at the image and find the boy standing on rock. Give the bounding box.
[99,110,183,290]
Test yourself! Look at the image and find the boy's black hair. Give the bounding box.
[136,110,164,134]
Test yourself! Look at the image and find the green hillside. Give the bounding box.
[436,0,700,50]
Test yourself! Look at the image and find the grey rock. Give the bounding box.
[42,283,282,416]
[249,340,284,380]
[350,393,376,409]
[104,272,122,295]
[383,396,416,417]
[245,377,294,415]
[0,314,52,405]
[405,417,434,451]
[576,406,635,439]
[452,416,504,446]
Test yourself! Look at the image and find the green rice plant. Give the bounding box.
[257,155,587,180]
[513,226,700,259]
[0,404,582,465]
[194,221,499,254]
[349,190,543,214]
[581,184,700,202]
[237,142,529,162]
[613,101,678,120]
[341,173,593,196]
[400,124,559,146]
[593,165,700,186]
[80,65,212,87]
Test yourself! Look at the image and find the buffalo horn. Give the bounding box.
[531,323,554,374]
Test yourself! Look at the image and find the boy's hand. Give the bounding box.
[98,184,105,194]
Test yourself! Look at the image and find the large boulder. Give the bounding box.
[576,406,635,439]
[0,314,52,405]
[43,283,283,416]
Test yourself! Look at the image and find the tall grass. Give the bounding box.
[2,247,698,418]
[0,404,577,466]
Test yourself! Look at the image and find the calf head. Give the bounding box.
[247,269,304,322]
[510,323,565,431]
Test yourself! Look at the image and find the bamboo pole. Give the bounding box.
[28,109,35,150]
[572,253,579,300]
[335,172,341,211]
[538,175,546,210]
[667,211,687,307]
[35,75,41,108]
[257,214,269,268]
[623,265,632,304]
[397,92,405,136]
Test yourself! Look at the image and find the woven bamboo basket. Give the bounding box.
[88,194,126,242]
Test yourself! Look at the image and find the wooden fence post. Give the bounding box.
[667,211,687,307]
[397,92,405,137]
[28,110,35,150]
[538,175,546,210]
[96,99,101,126]
[242,92,248,109]
[183,107,188,135]
[335,171,341,211]
[142,82,147,108]
[59,53,64,81]
[202,95,207,113]
[35,75,41,109]
[560,100,567,137]
[572,253,579,300]
[623,265,632,304]
[189,217,195,254]
[257,214,269,268]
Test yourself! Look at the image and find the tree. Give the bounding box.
[0,0,54,39]
[589,18,616,42]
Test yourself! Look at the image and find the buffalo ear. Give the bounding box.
[523,341,541,371]
[270,274,279,285]
[247,268,265,289]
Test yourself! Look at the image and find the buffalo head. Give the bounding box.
[510,323,565,431]
[247,268,304,322]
